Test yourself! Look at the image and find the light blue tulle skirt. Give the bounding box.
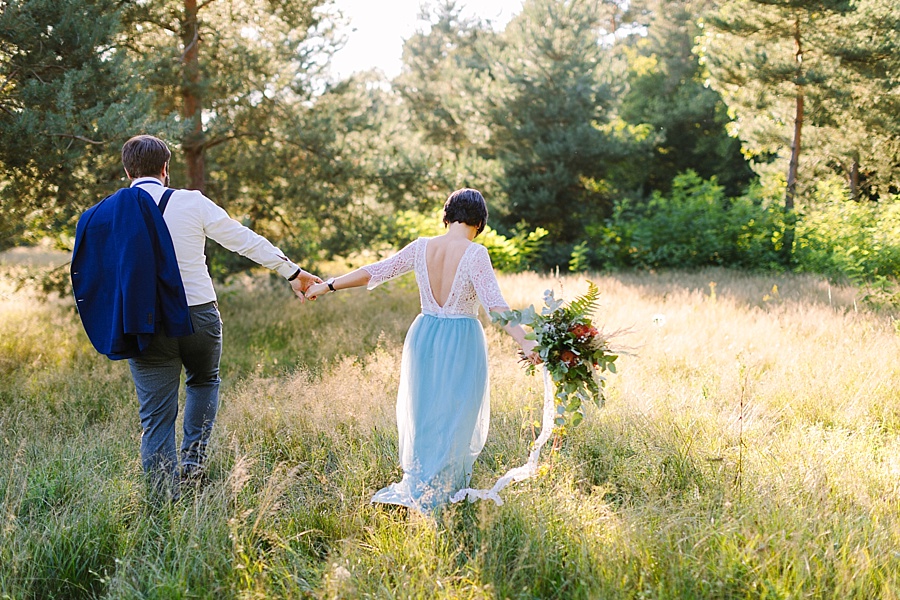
[371,312,490,512]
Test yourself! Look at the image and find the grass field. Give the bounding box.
[1,261,899,599]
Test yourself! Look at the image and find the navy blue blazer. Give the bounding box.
[71,187,193,359]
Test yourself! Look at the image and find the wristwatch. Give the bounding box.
[326,277,336,292]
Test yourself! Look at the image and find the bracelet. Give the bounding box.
[288,268,302,281]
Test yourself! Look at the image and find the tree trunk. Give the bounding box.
[782,16,804,266]
[182,0,205,192]
[785,91,802,213]
[849,153,860,201]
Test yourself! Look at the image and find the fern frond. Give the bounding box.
[565,280,600,318]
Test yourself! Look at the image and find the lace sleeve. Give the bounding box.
[361,239,419,290]
[470,245,509,312]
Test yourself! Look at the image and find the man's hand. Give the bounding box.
[290,270,323,302]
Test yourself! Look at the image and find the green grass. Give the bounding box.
[1,268,900,599]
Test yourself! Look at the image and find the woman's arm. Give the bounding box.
[306,268,371,299]
[306,239,419,300]
[469,246,540,362]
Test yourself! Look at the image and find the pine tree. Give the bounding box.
[701,0,854,263]
[390,2,504,208]
[488,0,627,260]
[0,0,376,262]
[0,0,164,248]
[825,0,900,198]
[618,0,754,196]
[122,0,330,193]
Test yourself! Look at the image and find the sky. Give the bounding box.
[327,0,525,80]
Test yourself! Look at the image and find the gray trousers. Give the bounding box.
[128,302,222,490]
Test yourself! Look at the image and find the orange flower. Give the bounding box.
[560,350,577,365]
[570,323,598,340]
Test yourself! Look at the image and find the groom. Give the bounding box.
[73,134,320,497]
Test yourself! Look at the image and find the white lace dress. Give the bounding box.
[362,237,509,511]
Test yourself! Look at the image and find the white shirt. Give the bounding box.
[131,177,300,306]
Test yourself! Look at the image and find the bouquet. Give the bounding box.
[452,281,619,505]
[491,281,618,427]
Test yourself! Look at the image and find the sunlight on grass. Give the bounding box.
[2,266,899,598]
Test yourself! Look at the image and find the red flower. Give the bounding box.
[570,323,596,340]
[560,350,577,366]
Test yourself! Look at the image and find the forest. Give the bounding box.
[1,0,898,298]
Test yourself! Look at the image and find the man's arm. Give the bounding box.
[200,198,322,297]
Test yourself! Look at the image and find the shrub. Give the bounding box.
[595,171,782,271]
[794,181,900,283]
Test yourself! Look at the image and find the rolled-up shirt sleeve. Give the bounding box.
[202,201,300,278]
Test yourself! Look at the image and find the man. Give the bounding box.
[75,134,319,497]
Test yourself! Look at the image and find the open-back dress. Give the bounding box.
[362,237,508,512]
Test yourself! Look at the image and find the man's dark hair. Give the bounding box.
[122,135,171,179]
[443,188,488,236]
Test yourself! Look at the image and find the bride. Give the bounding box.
[306,188,539,512]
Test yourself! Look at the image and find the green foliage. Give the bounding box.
[700,0,900,212]
[597,171,783,270]
[823,0,900,198]
[487,0,628,251]
[618,1,755,197]
[794,182,900,303]
[0,0,170,248]
[569,241,592,273]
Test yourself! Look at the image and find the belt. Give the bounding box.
[422,310,476,320]
[190,301,218,311]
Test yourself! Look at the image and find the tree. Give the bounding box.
[486,0,629,264]
[0,0,391,265]
[617,0,754,197]
[701,0,854,263]
[0,0,165,249]
[390,2,506,212]
[123,0,331,193]
[824,0,900,199]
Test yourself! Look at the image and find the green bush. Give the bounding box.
[595,171,782,271]
[792,182,900,307]
[795,181,900,283]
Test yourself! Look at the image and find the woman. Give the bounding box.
[306,188,539,512]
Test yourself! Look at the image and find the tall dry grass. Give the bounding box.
[1,265,899,598]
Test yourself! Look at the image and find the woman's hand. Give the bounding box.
[305,282,329,300]
[520,340,542,365]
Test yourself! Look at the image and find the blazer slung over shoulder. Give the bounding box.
[71,187,193,360]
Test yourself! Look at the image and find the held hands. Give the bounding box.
[304,281,330,300]
[290,270,324,303]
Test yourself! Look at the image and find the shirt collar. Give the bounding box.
[130,177,164,187]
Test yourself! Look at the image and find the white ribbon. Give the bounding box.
[451,366,556,506]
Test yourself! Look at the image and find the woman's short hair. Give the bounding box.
[443,188,488,236]
[122,135,171,178]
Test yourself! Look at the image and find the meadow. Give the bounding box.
[1,260,900,599]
